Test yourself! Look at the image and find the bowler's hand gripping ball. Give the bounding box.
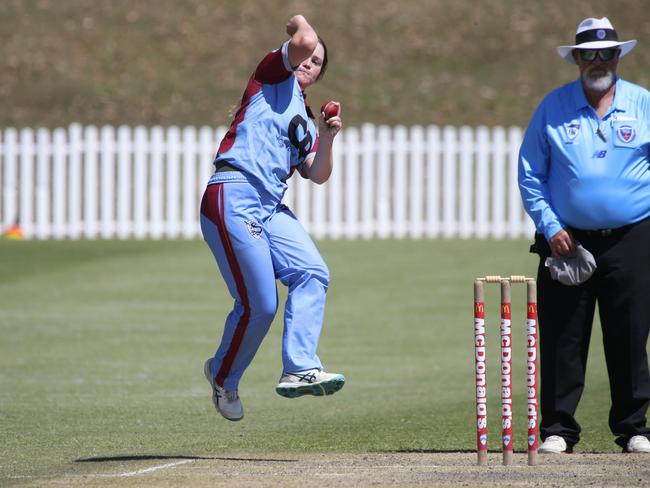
[320,101,339,120]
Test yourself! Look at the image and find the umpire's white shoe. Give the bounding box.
[275,369,345,398]
[538,435,568,454]
[626,435,650,453]
[203,358,243,421]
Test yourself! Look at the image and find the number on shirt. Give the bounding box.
[288,115,313,160]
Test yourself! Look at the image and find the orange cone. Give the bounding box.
[2,223,24,240]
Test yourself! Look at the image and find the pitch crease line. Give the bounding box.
[113,459,195,477]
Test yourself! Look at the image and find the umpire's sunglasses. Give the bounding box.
[578,48,619,62]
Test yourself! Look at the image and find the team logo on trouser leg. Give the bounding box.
[245,219,263,239]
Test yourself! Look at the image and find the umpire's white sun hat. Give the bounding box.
[557,17,637,64]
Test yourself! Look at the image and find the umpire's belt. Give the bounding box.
[571,222,635,238]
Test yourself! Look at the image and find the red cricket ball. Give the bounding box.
[320,101,339,120]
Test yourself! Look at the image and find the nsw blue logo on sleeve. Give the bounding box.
[616,125,636,143]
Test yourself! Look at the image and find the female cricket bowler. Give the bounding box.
[200,14,344,421]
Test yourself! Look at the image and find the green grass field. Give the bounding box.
[0,238,620,483]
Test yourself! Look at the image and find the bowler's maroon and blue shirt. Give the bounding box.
[210,41,319,204]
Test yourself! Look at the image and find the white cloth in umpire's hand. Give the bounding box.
[545,242,596,286]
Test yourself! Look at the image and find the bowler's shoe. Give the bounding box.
[203,358,243,421]
[276,368,345,398]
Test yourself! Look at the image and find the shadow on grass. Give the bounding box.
[383,449,487,454]
[76,454,297,463]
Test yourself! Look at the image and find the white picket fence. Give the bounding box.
[0,123,535,240]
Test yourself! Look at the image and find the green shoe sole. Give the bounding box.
[275,375,345,398]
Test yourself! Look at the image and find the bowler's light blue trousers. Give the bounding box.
[200,175,329,391]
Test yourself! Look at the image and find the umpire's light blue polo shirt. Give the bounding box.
[518,77,650,240]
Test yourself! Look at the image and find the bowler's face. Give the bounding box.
[295,42,325,88]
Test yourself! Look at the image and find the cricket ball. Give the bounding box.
[321,101,339,120]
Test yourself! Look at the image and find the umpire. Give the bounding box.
[518,17,650,454]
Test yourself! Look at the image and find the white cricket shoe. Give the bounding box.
[203,358,243,421]
[538,435,568,454]
[275,368,345,398]
[626,435,650,453]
